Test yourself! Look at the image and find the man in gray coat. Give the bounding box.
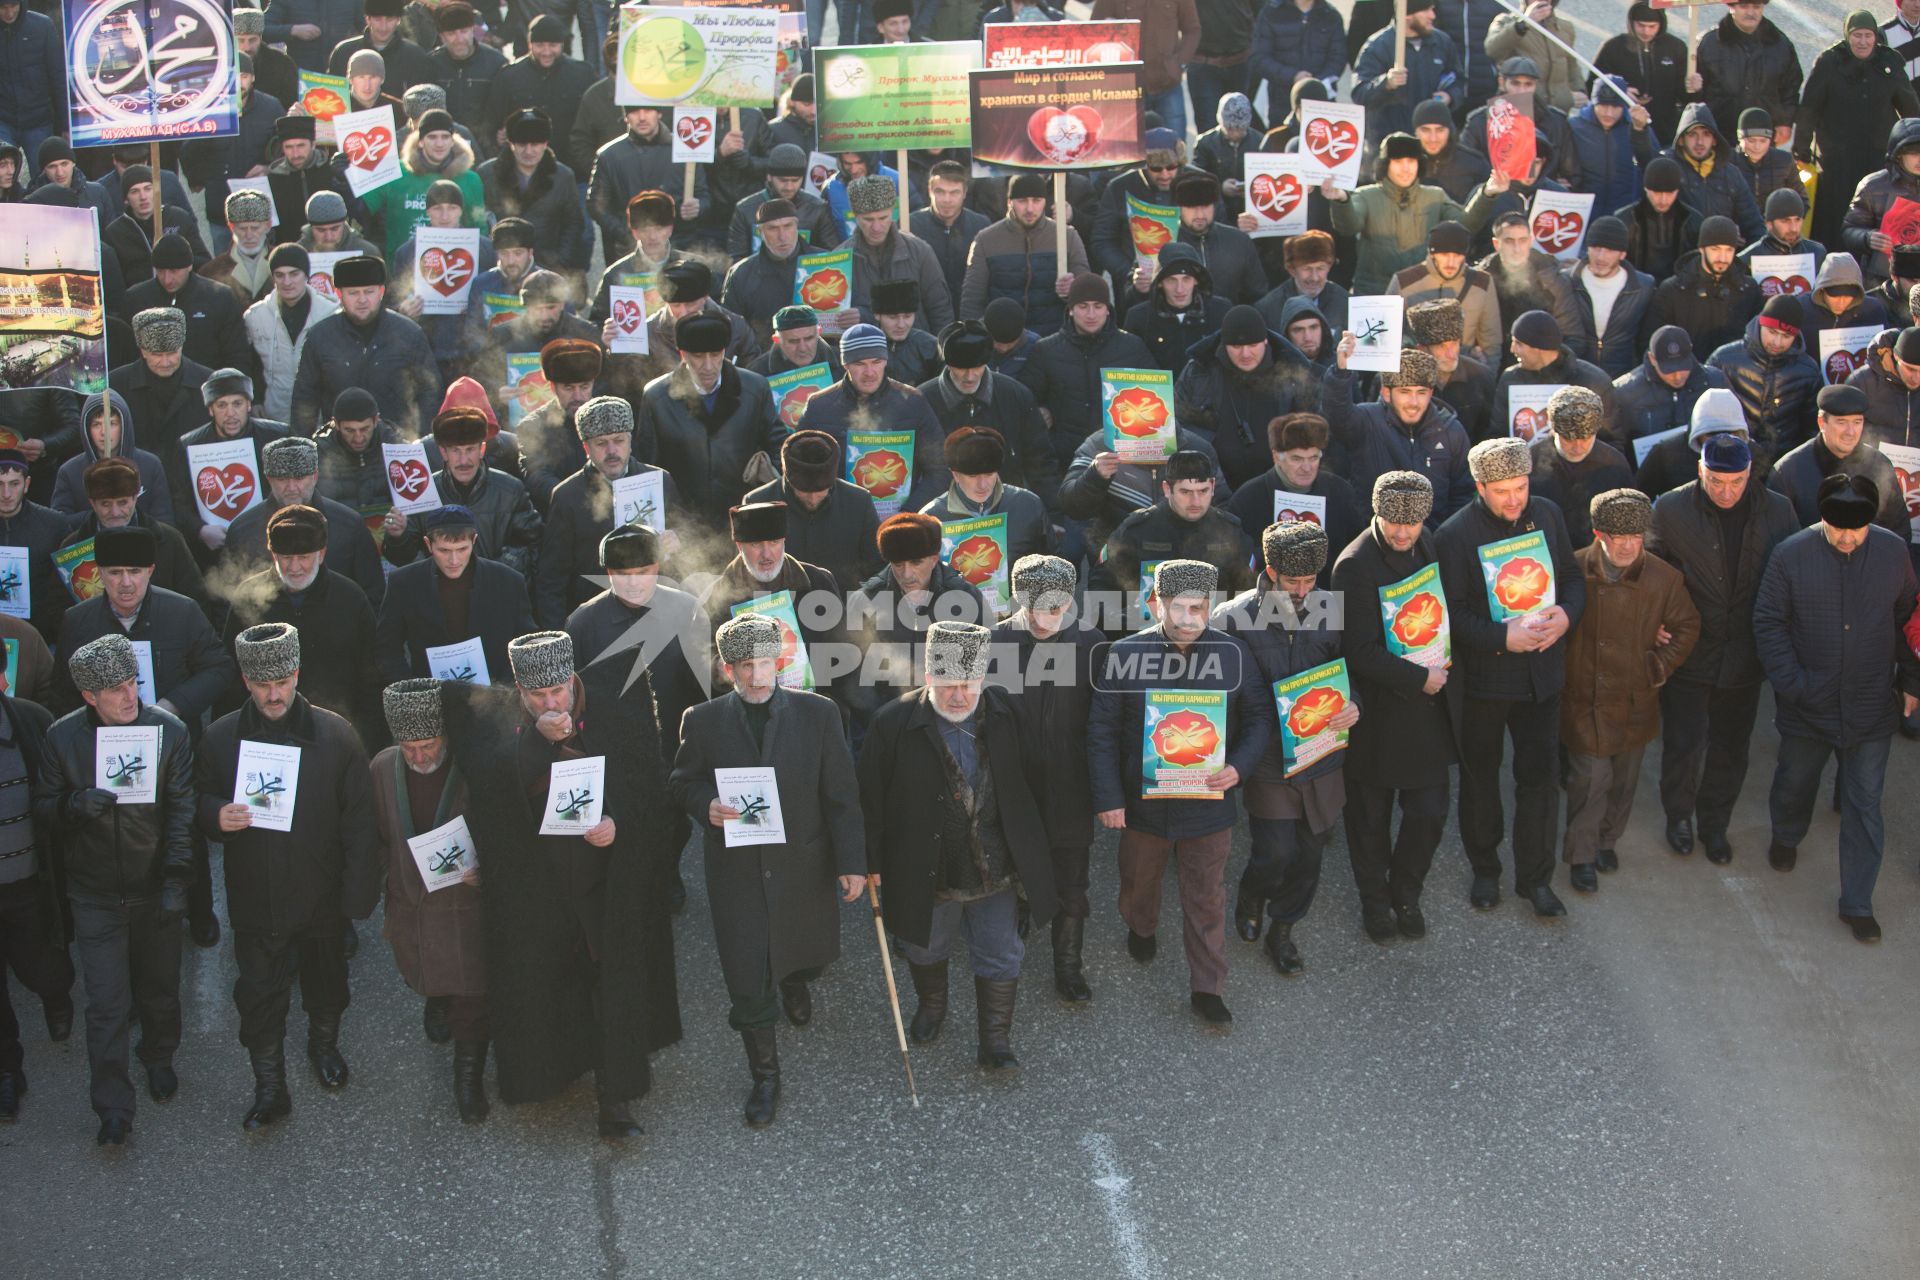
[669,613,864,1128]
[844,175,955,333]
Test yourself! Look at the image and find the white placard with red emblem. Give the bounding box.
[1506,383,1565,444]
[334,105,402,197]
[186,438,263,530]
[1271,491,1327,528]
[307,251,351,302]
[1297,100,1365,190]
[1880,442,1920,543]
[1817,325,1883,386]
[1527,190,1594,265]
[1749,252,1816,299]
[672,108,717,163]
[412,226,479,315]
[608,285,652,354]
[804,151,834,197]
[381,440,442,516]
[1242,152,1308,239]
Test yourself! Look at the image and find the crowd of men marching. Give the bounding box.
[0,0,1917,1149]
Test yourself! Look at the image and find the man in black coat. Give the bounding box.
[1526,388,1634,549]
[639,312,783,542]
[1612,325,1732,458]
[1753,475,1920,942]
[1646,217,1764,363]
[1018,275,1156,473]
[669,613,864,1126]
[516,337,601,513]
[844,512,991,730]
[33,634,194,1145]
[722,198,815,348]
[858,622,1055,1068]
[376,506,536,688]
[397,406,543,581]
[57,458,210,622]
[1332,471,1464,941]
[1491,309,1617,444]
[0,687,70,1124]
[698,501,849,706]
[196,621,380,1127]
[1645,433,1797,863]
[100,166,211,286]
[1101,449,1257,610]
[289,254,442,438]
[0,450,78,643]
[108,310,215,467]
[165,368,290,568]
[220,505,383,751]
[1614,158,1703,283]
[440,630,682,1136]
[1707,298,1822,464]
[478,107,588,276]
[740,430,882,591]
[918,320,1060,511]
[224,437,388,608]
[1434,436,1585,917]
[1226,412,1364,583]
[120,235,250,376]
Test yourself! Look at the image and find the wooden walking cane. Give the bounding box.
[867,875,919,1106]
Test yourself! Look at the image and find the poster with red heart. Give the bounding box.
[335,105,402,197]
[1817,324,1884,386]
[967,64,1144,171]
[186,438,263,530]
[308,251,351,302]
[412,227,480,315]
[1880,442,1920,543]
[672,107,717,163]
[1506,383,1565,444]
[608,285,652,354]
[1484,96,1536,183]
[1297,100,1366,190]
[381,440,443,516]
[1879,197,1920,251]
[1749,252,1817,299]
[1527,189,1595,265]
[1242,153,1308,239]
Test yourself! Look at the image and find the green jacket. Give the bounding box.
[360,132,488,256]
[1329,178,1494,296]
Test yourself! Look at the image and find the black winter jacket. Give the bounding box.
[1645,479,1797,689]
[34,704,194,900]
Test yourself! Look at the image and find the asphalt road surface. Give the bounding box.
[6,4,1911,1278]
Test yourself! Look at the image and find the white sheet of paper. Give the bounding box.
[0,543,28,619]
[335,105,403,196]
[1241,152,1309,238]
[1527,190,1596,265]
[1271,491,1328,528]
[95,725,160,805]
[130,640,156,706]
[424,636,490,685]
[233,740,302,833]
[672,107,718,163]
[612,469,666,532]
[540,754,606,835]
[407,814,476,892]
[1297,100,1366,189]
[716,766,786,847]
[1632,424,1687,467]
[307,251,351,302]
[186,437,263,530]
[411,226,480,314]
[1345,294,1404,372]
[608,285,651,354]
[1506,383,1565,443]
[382,440,442,516]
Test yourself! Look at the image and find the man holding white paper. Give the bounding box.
[195,623,380,1130]
[375,505,536,686]
[32,634,194,1147]
[669,614,864,1129]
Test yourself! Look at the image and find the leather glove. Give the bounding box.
[158,880,188,925]
[71,788,115,820]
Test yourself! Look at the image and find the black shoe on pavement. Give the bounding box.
[1126,929,1157,963]
[1842,914,1882,943]
[1595,848,1619,873]
[96,1116,130,1146]
[741,1028,781,1125]
[423,995,453,1044]
[1570,863,1598,894]
[1665,815,1694,856]
[1362,905,1397,943]
[1232,889,1263,943]
[1703,834,1733,865]
[242,1046,291,1131]
[453,1041,489,1123]
[1263,923,1303,974]
[596,1100,642,1140]
[145,1061,178,1103]
[1394,905,1427,940]
[907,961,948,1044]
[1768,842,1797,872]
[778,976,812,1027]
[1525,884,1568,917]
[1189,992,1232,1025]
[44,997,72,1042]
[1469,876,1501,910]
[306,1017,350,1090]
[1050,915,1092,1003]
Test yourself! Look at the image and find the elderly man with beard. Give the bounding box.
[1404,298,1495,442]
[197,623,380,1128]
[199,190,280,307]
[1527,387,1633,550]
[748,306,845,381]
[1434,436,1585,917]
[536,397,683,629]
[1559,490,1698,894]
[370,679,491,1120]
[1391,221,1500,366]
[1323,344,1474,525]
[33,634,194,1147]
[224,437,388,608]
[1088,560,1270,1024]
[377,505,536,689]
[959,172,1087,335]
[1213,523,1359,975]
[845,512,990,726]
[700,501,847,701]
[670,614,863,1125]
[289,255,441,438]
[516,337,603,511]
[988,555,1103,1001]
[1331,471,1462,941]
[166,368,289,565]
[441,630,682,1136]
[860,620,1054,1068]
[220,505,382,749]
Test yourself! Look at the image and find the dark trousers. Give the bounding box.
[1344,780,1449,912]
[445,994,488,1043]
[1242,816,1327,925]
[1051,842,1091,920]
[727,964,824,1032]
[1459,695,1562,892]
[232,928,349,1052]
[0,875,74,1073]
[1659,680,1762,839]
[71,893,182,1119]
[1770,734,1892,918]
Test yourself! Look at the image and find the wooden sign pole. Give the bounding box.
[683,161,696,206]
[897,147,911,227]
[148,140,163,242]
[1053,171,1067,276]
[1394,0,1407,71]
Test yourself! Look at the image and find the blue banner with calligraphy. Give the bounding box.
[65,0,239,146]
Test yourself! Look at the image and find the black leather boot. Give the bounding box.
[306,1014,350,1089]
[43,995,72,1042]
[242,1045,292,1130]
[975,978,1019,1070]
[423,995,453,1044]
[1263,922,1303,974]
[778,975,812,1027]
[907,960,948,1044]
[596,1078,642,1140]
[452,1041,489,1123]
[1050,915,1091,1002]
[741,1028,780,1128]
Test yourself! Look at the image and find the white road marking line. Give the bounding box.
[1083,1131,1158,1280]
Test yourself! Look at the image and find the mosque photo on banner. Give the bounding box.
[0,206,108,395]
